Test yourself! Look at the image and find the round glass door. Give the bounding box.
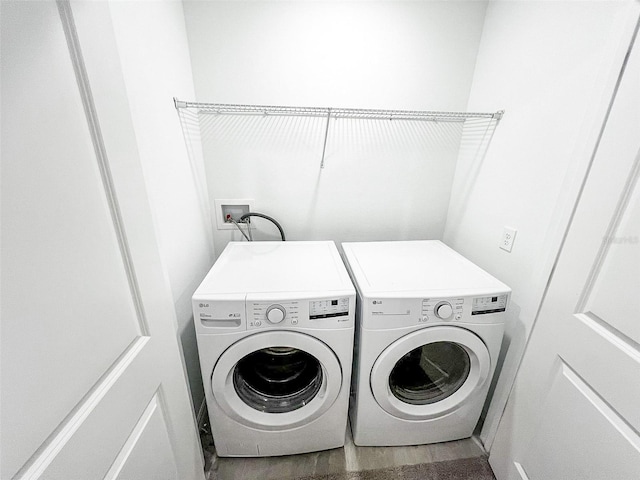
[233,346,323,413]
[211,331,342,429]
[370,326,491,420]
[388,342,471,405]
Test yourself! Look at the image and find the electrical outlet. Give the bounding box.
[214,199,254,230]
[500,226,517,252]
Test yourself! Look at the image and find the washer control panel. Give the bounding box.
[309,297,350,320]
[472,294,508,315]
[421,298,465,322]
[250,301,300,328]
[363,293,509,329]
[247,296,353,330]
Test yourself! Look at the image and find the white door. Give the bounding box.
[1,2,204,479]
[489,18,640,480]
[211,331,342,429]
[370,327,491,420]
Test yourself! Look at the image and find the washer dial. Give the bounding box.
[434,301,453,320]
[266,305,286,324]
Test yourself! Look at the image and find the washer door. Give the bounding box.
[211,331,342,430]
[370,326,491,420]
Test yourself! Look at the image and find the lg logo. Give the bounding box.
[199,303,210,308]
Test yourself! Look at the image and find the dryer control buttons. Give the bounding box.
[434,301,453,320]
[266,305,286,324]
[309,298,350,320]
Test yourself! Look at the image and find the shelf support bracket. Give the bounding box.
[320,108,332,169]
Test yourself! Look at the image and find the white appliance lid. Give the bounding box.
[342,240,510,294]
[195,241,354,295]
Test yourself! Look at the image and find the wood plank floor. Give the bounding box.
[202,423,487,480]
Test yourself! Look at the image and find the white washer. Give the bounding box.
[342,240,510,447]
[193,241,355,457]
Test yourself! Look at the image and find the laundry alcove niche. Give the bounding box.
[176,100,502,254]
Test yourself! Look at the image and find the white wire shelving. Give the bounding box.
[174,98,503,168]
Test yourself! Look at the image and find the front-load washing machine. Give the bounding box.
[342,240,510,446]
[193,241,355,457]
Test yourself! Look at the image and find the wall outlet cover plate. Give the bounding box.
[500,226,517,252]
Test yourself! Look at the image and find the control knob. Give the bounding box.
[434,301,453,320]
[266,305,286,324]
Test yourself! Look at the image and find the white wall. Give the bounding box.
[443,0,635,448]
[106,1,214,413]
[183,0,490,250]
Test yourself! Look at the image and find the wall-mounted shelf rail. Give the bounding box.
[174,99,504,167]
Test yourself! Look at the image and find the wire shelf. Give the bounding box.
[174,99,503,167]
[174,99,503,122]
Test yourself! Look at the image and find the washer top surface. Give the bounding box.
[196,241,354,295]
[342,240,509,295]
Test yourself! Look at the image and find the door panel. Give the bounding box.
[109,394,179,480]
[489,12,640,480]
[561,314,640,430]
[585,181,640,343]
[1,1,204,479]
[32,342,159,479]
[519,361,640,480]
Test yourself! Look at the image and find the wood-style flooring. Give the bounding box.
[202,422,489,480]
